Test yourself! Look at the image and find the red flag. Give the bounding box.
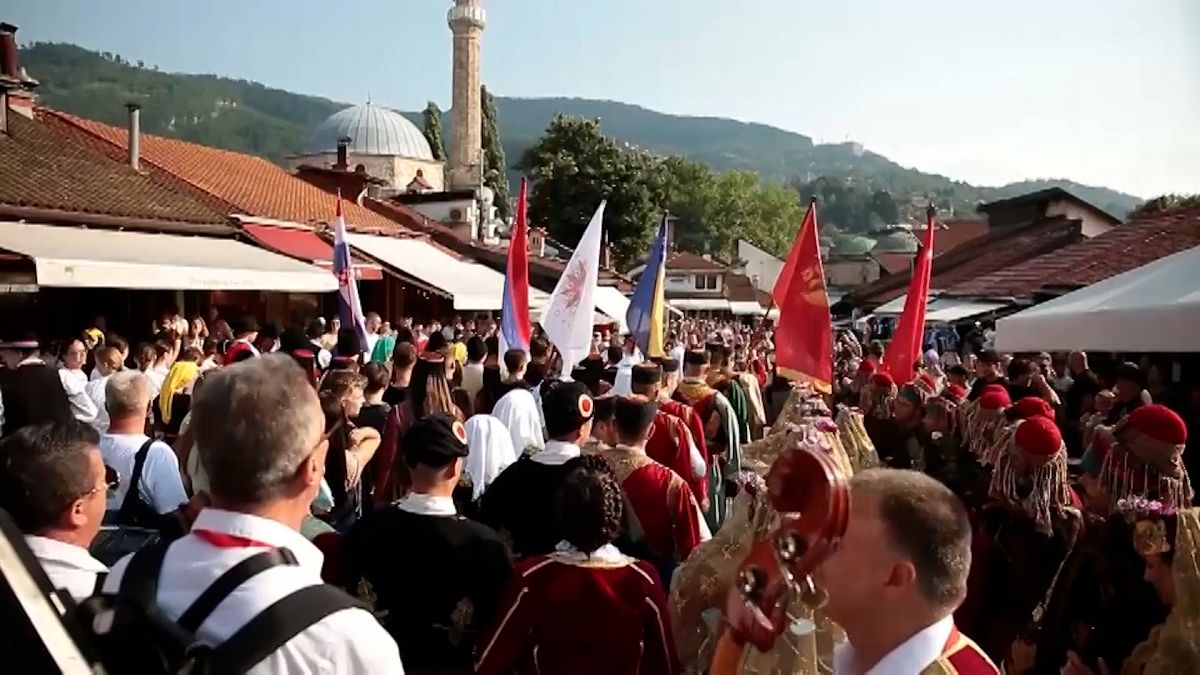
[883,206,937,382]
[773,201,833,393]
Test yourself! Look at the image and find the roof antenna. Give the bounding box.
[366,91,372,105]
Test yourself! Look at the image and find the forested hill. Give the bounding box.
[20,42,1141,220]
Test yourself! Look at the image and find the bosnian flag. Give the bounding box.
[499,178,533,359]
[332,192,370,352]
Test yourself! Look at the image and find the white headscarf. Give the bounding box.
[464,415,518,500]
[492,387,545,455]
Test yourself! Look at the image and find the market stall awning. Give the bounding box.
[669,297,732,312]
[241,222,383,281]
[344,233,548,311]
[592,285,631,332]
[873,293,1005,323]
[728,300,765,316]
[996,245,1200,353]
[0,222,337,292]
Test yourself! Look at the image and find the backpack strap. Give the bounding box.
[116,540,171,608]
[117,438,156,522]
[207,584,366,672]
[93,571,109,596]
[175,548,300,633]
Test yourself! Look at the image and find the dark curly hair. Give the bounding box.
[555,455,624,554]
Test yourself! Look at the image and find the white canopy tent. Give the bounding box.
[995,245,1200,353]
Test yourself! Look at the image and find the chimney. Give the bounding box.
[125,103,141,170]
[528,227,546,257]
[334,136,350,171]
[601,242,612,270]
[0,23,18,79]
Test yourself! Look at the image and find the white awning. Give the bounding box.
[996,245,1200,353]
[729,300,765,316]
[0,222,337,292]
[345,233,548,311]
[926,300,1007,323]
[592,285,631,332]
[669,298,731,311]
[873,295,910,315]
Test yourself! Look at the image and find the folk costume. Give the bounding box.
[344,416,512,674]
[633,364,709,507]
[475,542,677,675]
[674,350,742,530]
[1122,507,1200,674]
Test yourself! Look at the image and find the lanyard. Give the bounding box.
[191,529,276,549]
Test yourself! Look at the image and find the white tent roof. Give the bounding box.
[995,245,1200,353]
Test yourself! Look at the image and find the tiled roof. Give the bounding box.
[39,108,414,235]
[945,206,1200,300]
[843,217,1084,306]
[976,187,1122,224]
[922,219,989,255]
[666,251,727,271]
[0,112,227,225]
[874,252,912,275]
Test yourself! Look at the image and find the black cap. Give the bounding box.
[231,315,259,335]
[659,357,680,373]
[614,395,658,438]
[592,394,617,422]
[631,362,663,386]
[403,412,469,468]
[541,379,595,438]
[683,349,709,366]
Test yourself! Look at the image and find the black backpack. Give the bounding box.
[77,541,365,674]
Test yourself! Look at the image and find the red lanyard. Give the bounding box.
[191,529,275,549]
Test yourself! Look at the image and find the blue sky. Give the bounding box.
[8,0,1199,197]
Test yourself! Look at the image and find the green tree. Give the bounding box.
[421,101,447,162]
[869,189,900,224]
[481,85,511,221]
[520,115,659,266]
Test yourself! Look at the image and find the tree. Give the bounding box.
[421,102,446,161]
[869,189,900,225]
[520,115,660,266]
[481,85,511,222]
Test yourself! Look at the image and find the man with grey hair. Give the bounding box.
[102,354,403,673]
[100,369,189,528]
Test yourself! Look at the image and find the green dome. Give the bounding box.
[831,235,877,256]
[872,230,919,253]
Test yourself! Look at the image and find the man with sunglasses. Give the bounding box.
[0,419,111,601]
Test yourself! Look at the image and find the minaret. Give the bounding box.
[447,0,485,191]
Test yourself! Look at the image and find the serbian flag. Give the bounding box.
[772,199,833,393]
[884,205,937,382]
[332,192,370,353]
[626,213,668,358]
[499,178,533,357]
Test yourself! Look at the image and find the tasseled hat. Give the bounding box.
[963,388,1012,464]
[914,372,939,397]
[989,416,1073,535]
[864,371,897,420]
[1102,404,1193,511]
[1008,396,1055,422]
[942,383,968,404]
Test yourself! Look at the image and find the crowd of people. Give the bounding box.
[0,307,1196,674]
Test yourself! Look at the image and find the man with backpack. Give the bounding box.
[96,354,404,673]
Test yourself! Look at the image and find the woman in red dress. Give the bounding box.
[475,455,678,675]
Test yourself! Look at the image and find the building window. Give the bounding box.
[695,274,718,290]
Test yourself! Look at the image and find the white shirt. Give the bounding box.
[84,374,111,432]
[25,535,108,602]
[144,366,167,398]
[832,615,954,675]
[103,509,404,674]
[309,341,332,370]
[532,440,581,466]
[461,361,486,401]
[99,433,189,514]
[364,333,380,361]
[396,493,457,517]
[59,367,98,424]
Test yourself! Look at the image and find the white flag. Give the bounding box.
[541,201,606,374]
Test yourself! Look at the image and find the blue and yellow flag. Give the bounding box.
[626,213,669,358]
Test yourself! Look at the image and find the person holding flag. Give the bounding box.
[883,205,937,382]
[771,198,833,393]
[626,214,669,360]
[540,201,606,376]
[499,179,533,359]
[331,190,370,358]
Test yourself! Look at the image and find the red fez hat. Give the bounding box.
[871,372,895,388]
[859,360,877,375]
[1126,404,1188,446]
[981,383,1008,397]
[978,390,1011,411]
[1116,404,1188,475]
[1012,396,1054,421]
[917,373,937,391]
[1014,416,1063,461]
[944,383,967,402]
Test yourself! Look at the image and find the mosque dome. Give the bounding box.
[308,103,434,160]
[831,235,877,257]
[872,230,919,253]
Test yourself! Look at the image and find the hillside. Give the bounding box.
[20,43,1142,220]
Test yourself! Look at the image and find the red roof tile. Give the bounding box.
[39,108,414,235]
[843,217,1084,306]
[874,252,913,275]
[0,112,227,226]
[945,206,1200,300]
[666,251,727,271]
[922,219,989,255]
